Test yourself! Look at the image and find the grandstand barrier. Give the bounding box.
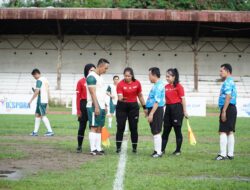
[0,92,249,117]
[0,72,250,106]
[0,94,36,114]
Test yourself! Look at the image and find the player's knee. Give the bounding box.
[90,127,97,132]
[36,115,41,118]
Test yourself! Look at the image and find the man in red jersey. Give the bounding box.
[76,63,96,153]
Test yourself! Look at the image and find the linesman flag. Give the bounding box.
[187,119,197,145]
[101,126,111,148]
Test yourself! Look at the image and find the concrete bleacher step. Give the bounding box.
[1,72,250,105]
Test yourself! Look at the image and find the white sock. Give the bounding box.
[96,133,102,151]
[89,132,96,151]
[108,117,112,127]
[219,133,227,157]
[227,133,235,157]
[34,117,41,133]
[42,116,53,132]
[153,134,162,155]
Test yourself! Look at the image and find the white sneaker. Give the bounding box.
[30,132,38,136]
[152,151,162,158]
[90,150,97,156]
[215,155,226,161]
[44,132,54,136]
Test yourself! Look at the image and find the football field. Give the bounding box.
[0,109,249,190]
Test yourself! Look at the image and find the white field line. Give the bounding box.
[113,122,129,190]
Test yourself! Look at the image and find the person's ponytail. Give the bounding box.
[84,63,96,78]
[173,68,179,87]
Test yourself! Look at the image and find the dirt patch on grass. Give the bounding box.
[187,175,250,182]
[0,135,97,180]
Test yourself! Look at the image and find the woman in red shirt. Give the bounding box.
[116,67,147,153]
[76,63,96,153]
[162,68,188,156]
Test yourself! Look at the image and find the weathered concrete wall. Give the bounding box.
[0,35,249,76]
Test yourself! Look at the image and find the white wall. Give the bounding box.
[0,35,250,76]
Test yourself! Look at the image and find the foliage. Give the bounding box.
[2,0,250,11]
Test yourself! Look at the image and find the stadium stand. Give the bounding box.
[0,72,249,105]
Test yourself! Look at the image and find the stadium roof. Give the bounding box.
[0,8,250,37]
[1,8,250,22]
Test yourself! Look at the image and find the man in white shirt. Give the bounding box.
[86,58,110,155]
[28,69,54,137]
[106,75,119,128]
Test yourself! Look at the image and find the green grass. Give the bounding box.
[0,146,27,160]
[47,104,71,112]
[0,113,250,190]
[46,105,220,114]
[207,106,220,114]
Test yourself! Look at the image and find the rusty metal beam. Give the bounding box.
[0,8,250,23]
[125,20,130,67]
[56,20,63,91]
[192,22,200,92]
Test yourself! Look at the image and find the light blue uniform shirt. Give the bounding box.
[218,77,237,109]
[146,80,165,108]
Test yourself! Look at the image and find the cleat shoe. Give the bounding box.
[227,155,234,160]
[30,132,38,136]
[172,151,181,156]
[76,147,82,153]
[90,150,97,156]
[99,150,105,154]
[116,149,121,154]
[152,153,162,158]
[215,155,226,161]
[151,151,157,157]
[95,150,104,155]
[44,132,54,137]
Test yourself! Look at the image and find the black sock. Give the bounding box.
[78,136,83,147]
[162,139,168,152]
[176,138,183,152]
[116,132,123,150]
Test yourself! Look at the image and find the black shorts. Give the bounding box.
[78,99,88,122]
[164,103,184,127]
[148,107,164,135]
[219,104,237,133]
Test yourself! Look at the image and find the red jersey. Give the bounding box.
[165,83,185,105]
[117,80,142,103]
[76,78,87,115]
